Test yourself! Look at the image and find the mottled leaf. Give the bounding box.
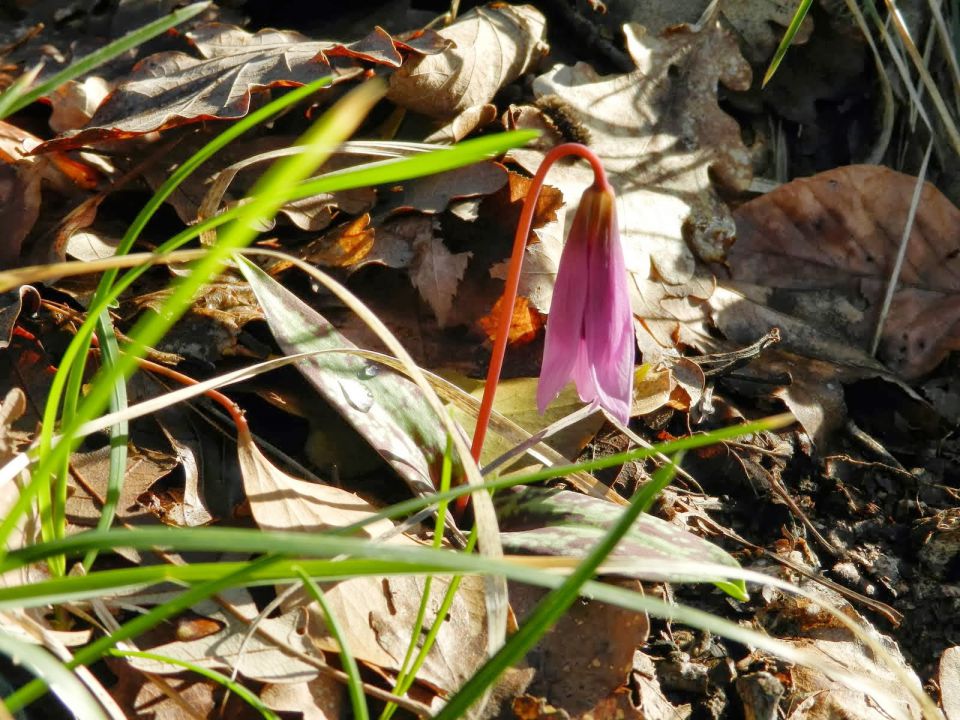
[237,258,460,499]
[496,486,746,597]
[39,23,448,151]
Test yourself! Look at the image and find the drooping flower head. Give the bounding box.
[536,179,635,424]
[468,143,635,484]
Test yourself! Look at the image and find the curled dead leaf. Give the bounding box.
[388,4,548,119]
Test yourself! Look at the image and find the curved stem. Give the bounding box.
[461,143,608,512]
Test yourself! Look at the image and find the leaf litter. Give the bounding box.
[1,0,960,717]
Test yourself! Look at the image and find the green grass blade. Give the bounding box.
[0,2,211,119]
[2,126,538,561]
[295,569,368,720]
[381,434,457,720]
[0,63,42,120]
[763,0,814,86]
[3,554,281,714]
[434,458,682,719]
[6,76,347,563]
[0,630,107,720]
[107,649,280,720]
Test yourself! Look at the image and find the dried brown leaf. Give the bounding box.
[507,579,649,717]
[723,165,960,378]
[0,163,41,269]
[387,4,547,119]
[940,647,960,720]
[409,232,471,327]
[126,281,263,363]
[237,425,394,538]
[260,677,342,720]
[39,23,448,151]
[235,428,489,697]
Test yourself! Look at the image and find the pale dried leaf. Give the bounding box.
[940,647,960,720]
[260,677,342,720]
[132,590,319,683]
[306,574,488,695]
[237,425,394,539]
[409,233,471,327]
[387,4,547,119]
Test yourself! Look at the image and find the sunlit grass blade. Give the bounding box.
[0,2,211,119]
[434,458,681,720]
[0,630,107,720]
[3,554,281,714]
[3,79,381,563]
[0,62,43,120]
[295,569,368,720]
[381,435,458,720]
[763,0,814,87]
[107,649,280,720]
[36,76,333,571]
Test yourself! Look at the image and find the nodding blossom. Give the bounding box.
[468,143,635,485]
[535,179,635,424]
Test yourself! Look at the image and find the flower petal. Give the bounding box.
[536,203,592,414]
[582,194,634,423]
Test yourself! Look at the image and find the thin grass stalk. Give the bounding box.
[295,570,368,720]
[434,458,682,719]
[883,0,960,154]
[3,554,282,714]
[380,435,456,720]
[107,649,280,720]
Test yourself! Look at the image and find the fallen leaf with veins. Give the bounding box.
[388,4,547,119]
[409,231,472,327]
[38,23,448,151]
[236,430,489,697]
[721,165,960,379]
[304,574,488,697]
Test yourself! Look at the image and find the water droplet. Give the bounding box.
[357,362,380,380]
[339,379,374,412]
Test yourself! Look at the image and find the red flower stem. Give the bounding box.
[41,298,249,432]
[461,143,608,513]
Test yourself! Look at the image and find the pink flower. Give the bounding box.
[536,181,635,424]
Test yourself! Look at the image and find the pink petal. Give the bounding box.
[582,196,635,424]
[536,204,591,414]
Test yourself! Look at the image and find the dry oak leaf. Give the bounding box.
[518,17,752,284]
[599,0,811,63]
[720,165,960,379]
[409,228,472,327]
[236,429,489,697]
[39,23,449,151]
[387,4,547,119]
